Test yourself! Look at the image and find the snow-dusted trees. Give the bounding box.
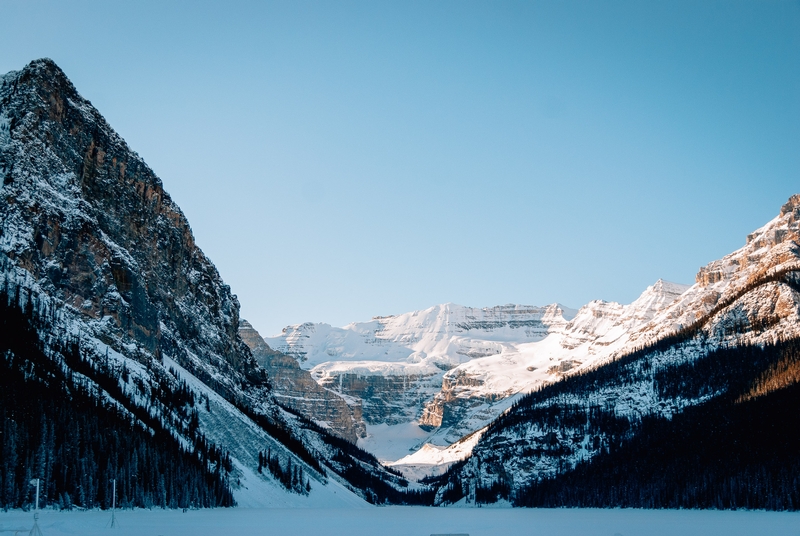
[0,286,235,510]
[256,448,310,495]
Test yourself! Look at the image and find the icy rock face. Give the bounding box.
[239,320,366,442]
[0,59,263,396]
[416,279,690,441]
[267,304,575,427]
[268,303,571,367]
[314,368,441,426]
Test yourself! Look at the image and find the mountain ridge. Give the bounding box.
[425,196,800,505]
[261,198,800,478]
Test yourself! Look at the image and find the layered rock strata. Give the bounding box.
[239,319,365,442]
[417,279,691,437]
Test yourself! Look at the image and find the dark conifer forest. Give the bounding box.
[423,330,800,510]
[0,286,235,510]
[515,378,800,509]
[510,340,800,509]
[257,447,310,495]
[273,405,437,505]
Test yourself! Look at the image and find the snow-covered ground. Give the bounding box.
[160,356,367,508]
[389,428,486,479]
[1,507,798,536]
[358,422,434,462]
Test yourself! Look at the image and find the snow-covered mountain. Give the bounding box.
[264,279,691,469]
[628,198,800,347]
[264,198,800,481]
[429,195,800,507]
[0,59,416,509]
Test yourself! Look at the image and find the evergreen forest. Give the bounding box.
[0,286,235,510]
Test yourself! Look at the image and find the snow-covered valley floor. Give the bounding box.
[1,507,798,536]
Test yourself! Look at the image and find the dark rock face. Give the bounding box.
[239,320,366,442]
[239,319,284,363]
[0,58,263,397]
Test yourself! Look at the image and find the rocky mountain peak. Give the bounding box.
[697,194,800,287]
[628,194,800,347]
[650,278,686,294]
[8,58,81,113]
[239,319,281,362]
[780,194,800,218]
[17,56,66,79]
[742,195,800,251]
[1,58,263,396]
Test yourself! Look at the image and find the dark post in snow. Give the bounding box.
[111,479,117,528]
[29,478,43,536]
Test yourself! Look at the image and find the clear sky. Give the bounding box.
[2,1,798,336]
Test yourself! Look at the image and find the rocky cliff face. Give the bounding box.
[313,368,438,426]
[239,319,366,442]
[415,279,690,443]
[267,303,580,439]
[0,59,263,398]
[239,318,284,363]
[630,194,800,347]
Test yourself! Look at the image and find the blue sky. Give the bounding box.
[2,1,798,336]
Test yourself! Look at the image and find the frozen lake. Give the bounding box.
[1,507,798,536]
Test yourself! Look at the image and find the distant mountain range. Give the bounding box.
[260,195,800,500]
[2,58,798,510]
[260,281,689,465]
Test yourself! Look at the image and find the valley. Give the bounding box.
[1,57,798,511]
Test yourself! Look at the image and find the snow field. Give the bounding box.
[1,507,798,536]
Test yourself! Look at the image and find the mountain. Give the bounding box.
[264,280,690,467]
[263,198,800,491]
[4,57,795,512]
[0,59,422,509]
[428,195,800,507]
[238,319,366,443]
